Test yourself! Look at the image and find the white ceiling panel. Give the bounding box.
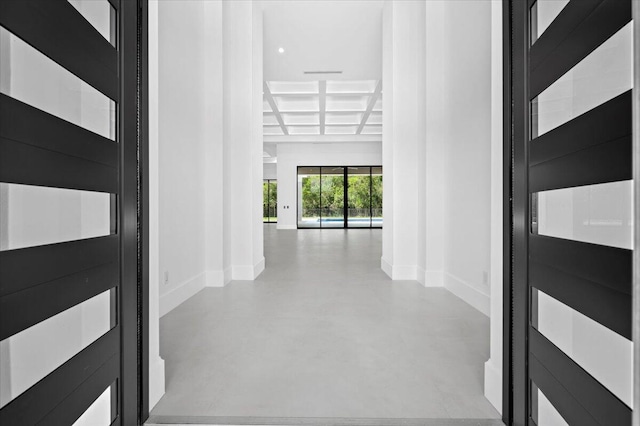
[325,112,362,125]
[326,95,369,112]
[264,126,285,135]
[361,125,382,135]
[367,112,382,125]
[372,97,383,112]
[325,126,358,135]
[263,114,279,125]
[282,112,319,125]
[276,96,319,112]
[289,126,320,135]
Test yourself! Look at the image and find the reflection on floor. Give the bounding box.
[150,226,500,420]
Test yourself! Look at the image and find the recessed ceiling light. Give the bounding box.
[278,47,285,54]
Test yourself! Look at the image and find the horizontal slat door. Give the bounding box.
[523,1,634,424]
[0,0,138,424]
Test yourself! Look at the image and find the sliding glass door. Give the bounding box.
[371,166,383,228]
[263,180,277,223]
[298,167,321,228]
[297,166,382,229]
[321,167,345,228]
[347,167,372,228]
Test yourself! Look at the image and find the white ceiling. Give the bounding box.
[263,0,383,82]
[263,80,382,137]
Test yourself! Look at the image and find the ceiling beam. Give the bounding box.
[263,82,289,135]
[319,81,327,135]
[356,81,382,134]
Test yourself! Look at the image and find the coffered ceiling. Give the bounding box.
[263,80,382,137]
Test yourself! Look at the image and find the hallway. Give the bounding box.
[150,226,500,421]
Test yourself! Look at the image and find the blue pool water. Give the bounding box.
[320,218,383,223]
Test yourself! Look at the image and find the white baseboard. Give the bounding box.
[381,257,393,278]
[484,358,502,415]
[254,257,265,278]
[223,266,232,285]
[159,272,205,317]
[148,356,165,411]
[380,257,417,280]
[231,257,265,280]
[417,267,426,286]
[277,224,296,230]
[444,272,490,316]
[423,269,444,287]
[205,269,226,287]
[393,265,417,280]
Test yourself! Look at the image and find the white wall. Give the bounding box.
[440,0,493,317]
[158,0,208,314]
[147,0,165,410]
[485,0,504,413]
[151,0,265,406]
[276,142,382,229]
[155,0,264,309]
[203,0,225,288]
[222,0,265,280]
[421,0,500,413]
[381,0,426,281]
[423,1,446,287]
[263,163,277,180]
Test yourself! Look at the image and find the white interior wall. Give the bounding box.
[222,0,265,280]
[440,0,493,316]
[151,0,265,406]
[147,0,165,410]
[423,1,446,287]
[381,0,425,281]
[155,0,263,311]
[203,0,225,288]
[276,142,382,229]
[263,163,277,180]
[157,0,208,315]
[422,0,500,412]
[485,0,504,413]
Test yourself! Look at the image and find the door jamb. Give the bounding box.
[632,1,640,424]
[502,0,513,424]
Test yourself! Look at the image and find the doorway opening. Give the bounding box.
[149,1,503,425]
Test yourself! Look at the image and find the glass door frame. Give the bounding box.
[296,165,382,230]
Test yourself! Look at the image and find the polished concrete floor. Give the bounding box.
[151,226,500,421]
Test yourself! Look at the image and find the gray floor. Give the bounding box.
[151,226,500,421]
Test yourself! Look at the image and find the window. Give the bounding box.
[297,166,382,229]
[263,180,277,223]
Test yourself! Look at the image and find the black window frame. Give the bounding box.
[296,165,383,230]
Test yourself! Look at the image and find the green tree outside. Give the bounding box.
[300,171,383,220]
[263,181,277,222]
